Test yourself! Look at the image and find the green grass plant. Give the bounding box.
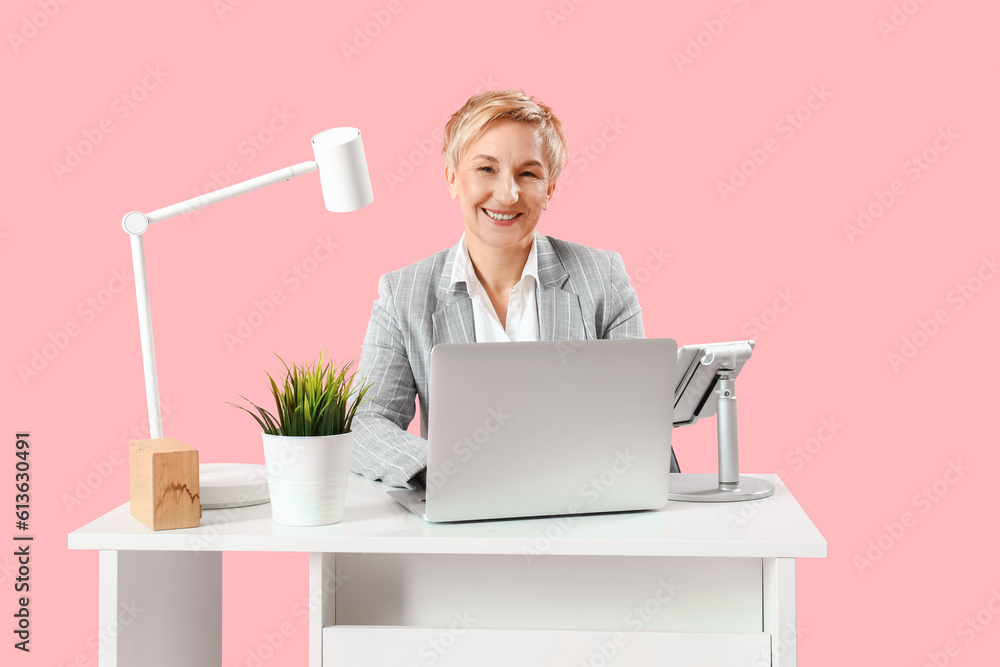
[231,352,371,437]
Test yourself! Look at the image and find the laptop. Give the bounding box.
[387,338,677,522]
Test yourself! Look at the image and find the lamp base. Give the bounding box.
[668,473,775,503]
[199,463,270,510]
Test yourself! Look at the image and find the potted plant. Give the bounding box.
[231,352,371,526]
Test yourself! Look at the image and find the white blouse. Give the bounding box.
[449,234,540,342]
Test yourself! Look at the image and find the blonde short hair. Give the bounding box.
[442,89,567,183]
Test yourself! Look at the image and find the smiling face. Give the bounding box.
[445,118,557,253]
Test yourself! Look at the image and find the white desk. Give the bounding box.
[69,473,826,667]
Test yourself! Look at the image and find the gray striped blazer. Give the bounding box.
[351,233,646,488]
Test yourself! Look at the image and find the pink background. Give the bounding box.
[4,0,999,665]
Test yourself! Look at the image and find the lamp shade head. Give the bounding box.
[311,128,374,213]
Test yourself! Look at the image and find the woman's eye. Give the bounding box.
[521,171,538,178]
[477,166,495,174]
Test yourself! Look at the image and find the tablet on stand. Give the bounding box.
[670,340,775,502]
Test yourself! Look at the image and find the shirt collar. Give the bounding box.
[450,232,538,289]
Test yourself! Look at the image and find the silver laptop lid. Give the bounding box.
[424,338,676,522]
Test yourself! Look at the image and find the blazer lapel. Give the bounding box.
[535,234,592,341]
[433,242,475,346]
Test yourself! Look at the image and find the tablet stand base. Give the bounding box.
[668,374,776,503]
[668,473,776,502]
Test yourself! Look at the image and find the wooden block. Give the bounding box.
[129,438,201,530]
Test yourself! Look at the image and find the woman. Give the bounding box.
[352,89,646,488]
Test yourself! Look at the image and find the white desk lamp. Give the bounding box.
[121,128,374,508]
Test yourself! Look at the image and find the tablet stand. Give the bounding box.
[669,370,776,503]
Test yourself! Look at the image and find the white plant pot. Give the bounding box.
[262,432,354,526]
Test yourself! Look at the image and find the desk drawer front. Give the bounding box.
[324,627,769,666]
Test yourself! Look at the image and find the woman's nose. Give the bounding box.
[494,176,519,205]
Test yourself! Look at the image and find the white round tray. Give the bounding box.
[199,463,270,509]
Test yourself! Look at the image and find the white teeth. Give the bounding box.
[484,209,518,221]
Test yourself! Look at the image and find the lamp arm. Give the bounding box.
[121,159,319,440]
[128,232,163,438]
[123,160,318,233]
